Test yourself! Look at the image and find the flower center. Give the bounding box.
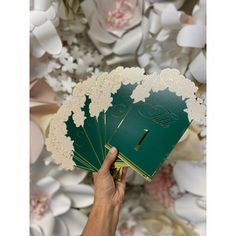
[30,192,49,218]
[107,0,136,29]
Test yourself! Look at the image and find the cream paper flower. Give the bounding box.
[30,155,94,236]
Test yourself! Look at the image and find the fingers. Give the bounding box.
[120,167,128,184]
[116,167,128,191]
[100,147,118,174]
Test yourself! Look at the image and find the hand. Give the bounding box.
[82,147,128,236]
[93,147,128,208]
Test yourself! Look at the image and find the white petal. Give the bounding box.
[30,120,44,163]
[36,176,60,197]
[189,51,206,84]
[30,11,47,26]
[50,193,71,216]
[46,5,56,21]
[59,209,88,236]
[33,0,50,11]
[34,211,55,236]
[63,184,94,208]
[30,33,45,58]
[174,161,206,196]
[113,27,142,55]
[89,16,117,44]
[194,222,206,236]
[32,20,62,55]
[177,25,206,48]
[30,224,43,236]
[52,217,69,236]
[161,4,183,30]
[175,194,206,223]
[153,0,185,11]
[48,166,88,186]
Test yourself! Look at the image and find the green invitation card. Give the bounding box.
[46,67,206,181]
[106,89,190,181]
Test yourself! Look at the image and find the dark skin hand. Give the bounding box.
[82,147,128,236]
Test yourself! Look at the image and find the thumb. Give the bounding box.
[100,147,117,174]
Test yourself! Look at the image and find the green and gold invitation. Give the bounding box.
[46,67,206,181]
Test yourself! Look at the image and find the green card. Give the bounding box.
[82,97,104,164]
[106,89,190,181]
[100,84,138,165]
[65,113,100,172]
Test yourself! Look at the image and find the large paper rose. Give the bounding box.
[30,155,94,236]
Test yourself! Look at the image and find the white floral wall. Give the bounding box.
[30,0,206,235]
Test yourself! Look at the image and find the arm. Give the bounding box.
[82,147,127,236]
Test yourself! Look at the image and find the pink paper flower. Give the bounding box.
[145,164,175,207]
[106,0,137,30]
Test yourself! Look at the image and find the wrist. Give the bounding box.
[92,200,121,217]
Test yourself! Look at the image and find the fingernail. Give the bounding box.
[110,147,117,154]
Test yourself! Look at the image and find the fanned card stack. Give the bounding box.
[46,67,206,181]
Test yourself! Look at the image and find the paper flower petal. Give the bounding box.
[149,10,161,34]
[30,11,47,27]
[168,129,203,161]
[30,34,45,58]
[194,222,206,236]
[48,167,88,186]
[32,21,62,55]
[30,120,44,163]
[177,25,206,48]
[50,193,71,216]
[51,217,69,236]
[34,211,55,236]
[189,51,206,83]
[30,224,43,236]
[33,0,50,11]
[161,4,184,30]
[59,209,88,236]
[36,176,60,197]
[153,0,185,11]
[175,194,206,223]
[89,16,117,44]
[63,184,94,208]
[113,26,142,55]
[173,161,206,196]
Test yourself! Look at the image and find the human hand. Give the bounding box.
[93,147,128,208]
[82,147,127,236]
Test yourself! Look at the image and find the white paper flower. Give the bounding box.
[81,0,144,63]
[30,156,94,236]
[173,160,206,236]
[30,0,62,58]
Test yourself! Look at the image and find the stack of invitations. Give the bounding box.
[46,67,205,181]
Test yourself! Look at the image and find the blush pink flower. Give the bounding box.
[145,164,175,207]
[106,0,136,29]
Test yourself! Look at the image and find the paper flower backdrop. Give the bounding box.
[30,154,94,236]
[30,0,207,235]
